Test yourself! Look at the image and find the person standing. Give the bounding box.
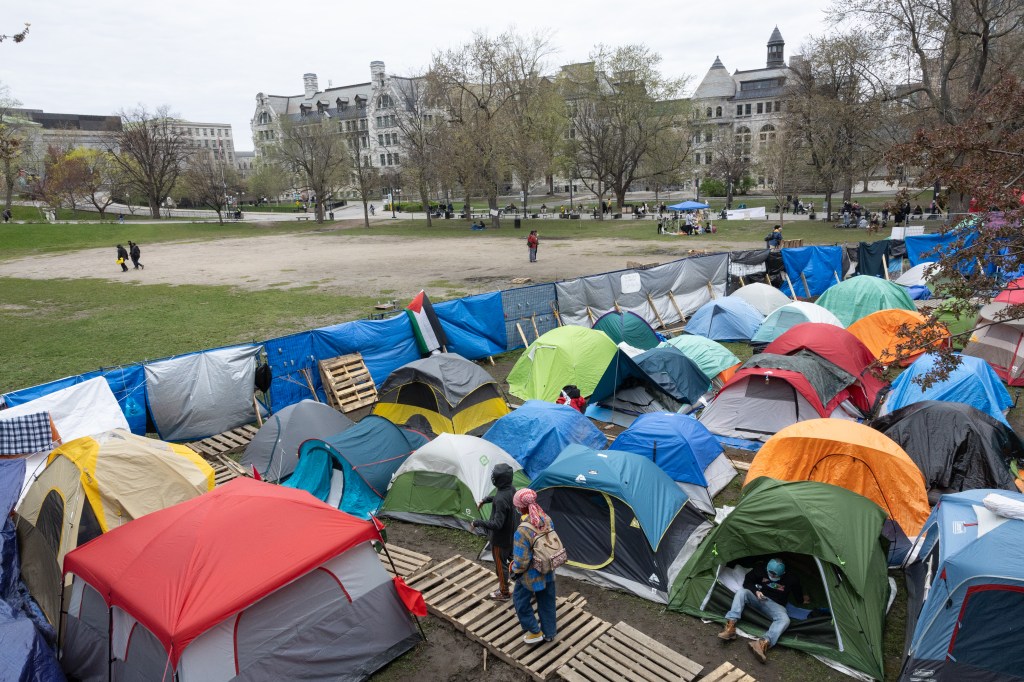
[2,208,11,223]
[527,230,539,263]
[129,241,143,270]
[509,489,557,644]
[470,463,518,601]
[718,558,809,664]
[115,244,130,272]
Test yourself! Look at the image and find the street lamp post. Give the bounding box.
[390,188,396,219]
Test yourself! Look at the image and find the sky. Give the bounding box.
[1,0,833,152]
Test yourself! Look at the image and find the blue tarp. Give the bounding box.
[780,246,844,297]
[684,298,764,342]
[3,365,148,435]
[882,353,1014,424]
[531,444,689,549]
[483,401,608,478]
[610,413,722,485]
[434,292,508,359]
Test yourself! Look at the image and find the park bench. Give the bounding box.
[296,216,311,221]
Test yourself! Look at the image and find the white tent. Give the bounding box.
[895,262,941,287]
[728,283,792,316]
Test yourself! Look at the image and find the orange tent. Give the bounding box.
[847,309,949,366]
[744,419,930,540]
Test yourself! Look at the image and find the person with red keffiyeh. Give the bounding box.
[508,488,557,645]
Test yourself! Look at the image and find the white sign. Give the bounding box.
[620,272,642,294]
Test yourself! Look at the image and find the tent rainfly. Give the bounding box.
[659,335,740,386]
[815,275,916,326]
[506,326,617,402]
[728,283,792,317]
[242,399,354,482]
[751,301,843,345]
[880,353,1013,424]
[592,311,661,350]
[684,297,764,342]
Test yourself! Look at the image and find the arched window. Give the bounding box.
[715,106,722,117]
[735,126,752,161]
[257,112,270,125]
[759,124,777,143]
[706,107,713,118]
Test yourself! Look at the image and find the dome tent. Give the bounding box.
[588,347,711,425]
[847,308,949,366]
[591,310,660,350]
[816,275,916,326]
[751,301,843,345]
[684,297,764,342]
[728,282,792,317]
[506,326,617,402]
[241,399,354,482]
[880,353,1013,424]
[659,335,740,386]
[963,301,1024,385]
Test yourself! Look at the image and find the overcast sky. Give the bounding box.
[1,1,833,152]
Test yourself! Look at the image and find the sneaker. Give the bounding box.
[523,631,544,645]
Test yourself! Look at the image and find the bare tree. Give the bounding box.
[393,75,443,226]
[0,23,29,44]
[0,84,27,212]
[272,114,350,223]
[245,161,290,205]
[757,127,806,225]
[348,154,381,227]
[179,151,242,224]
[708,131,752,210]
[109,105,191,218]
[67,148,118,219]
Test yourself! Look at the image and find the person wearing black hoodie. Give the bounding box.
[471,463,517,601]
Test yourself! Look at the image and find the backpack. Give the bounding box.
[520,521,567,574]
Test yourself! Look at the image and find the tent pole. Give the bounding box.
[516,323,530,348]
[646,294,667,329]
[252,395,264,427]
[530,314,540,340]
[550,301,563,326]
[667,291,685,324]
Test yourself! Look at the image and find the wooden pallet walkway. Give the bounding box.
[185,424,259,458]
[207,453,251,485]
[557,621,703,682]
[700,661,757,682]
[377,542,433,578]
[319,353,377,413]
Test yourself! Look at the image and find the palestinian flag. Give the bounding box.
[406,290,447,355]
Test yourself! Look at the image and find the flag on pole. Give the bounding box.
[406,290,447,355]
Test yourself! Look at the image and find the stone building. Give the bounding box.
[168,120,237,164]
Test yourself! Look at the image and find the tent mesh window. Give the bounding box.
[395,383,441,414]
[77,500,102,546]
[37,489,65,555]
[949,585,1024,675]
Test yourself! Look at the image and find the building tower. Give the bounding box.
[767,27,785,68]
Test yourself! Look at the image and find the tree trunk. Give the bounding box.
[362,199,370,228]
[615,189,626,215]
[2,157,14,211]
[546,174,554,195]
[421,182,432,227]
[488,193,500,228]
[315,200,325,223]
[216,209,224,225]
[725,183,734,210]
[521,182,530,219]
[825,190,833,222]
[149,197,161,219]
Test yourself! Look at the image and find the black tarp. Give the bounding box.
[728,250,784,293]
[872,400,1021,500]
[855,239,907,277]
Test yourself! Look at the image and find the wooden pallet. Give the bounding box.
[700,661,756,682]
[318,353,377,413]
[208,453,251,485]
[186,424,259,458]
[377,542,432,578]
[557,621,703,682]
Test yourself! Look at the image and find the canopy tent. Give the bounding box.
[609,412,736,513]
[872,401,1021,501]
[750,301,843,345]
[902,490,1024,682]
[963,301,1024,385]
[728,282,792,317]
[506,326,617,401]
[847,309,949,366]
[816,276,917,326]
[372,352,509,435]
[667,200,710,211]
[745,419,930,565]
[379,434,526,530]
[592,310,661,350]
[483,400,607,478]
[284,415,430,518]
[16,430,214,627]
[684,297,765,342]
[668,478,890,681]
[61,479,420,681]
[241,400,354,482]
[763,322,887,413]
[588,347,711,424]
[880,353,1013,425]
[532,445,712,603]
[658,335,740,386]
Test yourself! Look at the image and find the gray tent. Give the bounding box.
[241,400,353,482]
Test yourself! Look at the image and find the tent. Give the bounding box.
[609,413,736,513]
[283,415,430,518]
[379,434,527,530]
[816,275,916,326]
[894,262,941,287]
[668,200,710,211]
[763,322,888,413]
[879,353,1013,425]
[698,353,862,442]
[963,301,1024,385]
[750,301,843,345]
[847,309,949,366]
[483,400,607,478]
[728,283,792,317]
[531,445,712,603]
[241,400,354,482]
[658,335,741,386]
[684,297,764,342]
[745,419,930,565]
[591,311,660,350]
[668,477,890,681]
[372,353,509,435]
[16,430,214,626]
[588,347,711,424]
[506,326,617,402]
[61,478,421,682]
[901,490,1024,681]
[872,401,1021,501]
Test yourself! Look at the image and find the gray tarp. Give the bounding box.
[145,345,262,441]
[740,350,854,407]
[555,254,729,328]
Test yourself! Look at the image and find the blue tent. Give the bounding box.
[902,490,1024,681]
[684,297,764,342]
[881,353,1013,424]
[668,201,710,211]
[590,348,710,407]
[285,415,429,518]
[482,401,607,478]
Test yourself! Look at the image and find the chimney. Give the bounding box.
[303,73,319,99]
[370,61,386,86]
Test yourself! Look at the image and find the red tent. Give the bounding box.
[63,478,381,666]
[995,277,1024,305]
[764,322,887,412]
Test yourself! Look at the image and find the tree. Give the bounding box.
[179,152,242,224]
[757,127,806,226]
[708,131,752,210]
[272,114,350,223]
[66,148,119,219]
[0,23,29,44]
[393,75,443,227]
[109,106,191,218]
[0,84,27,212]
[245,161,290,205]
[348,154,381,228]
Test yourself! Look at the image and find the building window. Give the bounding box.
[378,134,385,146]
[756,103,763,114]
[362,136,368,148]
[775,101,781,111]
[380,154,386,165]
[360,119,367,130]
[393,153,400,164]
[706,107,712,118]
[386,153,393,165]
[705,152,712,164]
[715,106,722,117]
[759,124,777,143]
[704,131,712,143]
[695,153,701,165]
[744,104,751,115]
[736,105,743,116]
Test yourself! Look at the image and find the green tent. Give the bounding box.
[658,335,740,383]
[668,477,890,680]
[592,311,660,350]
[507,326,617,401]
[816,276,916,326]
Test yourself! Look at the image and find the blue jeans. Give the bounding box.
[726,589,790,647]
[513,577,557,639]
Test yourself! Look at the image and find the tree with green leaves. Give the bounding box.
[0,84,27,212]
[245,161,290,205]
[179,151,242,224]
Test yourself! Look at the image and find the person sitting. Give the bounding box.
[765,226,783,250]
[913,204,923,216]
[858,216,869,229]
[555,385,587,413]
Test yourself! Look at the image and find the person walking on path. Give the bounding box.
[115,244,130,272]
[718,557,809,664]
[509,489,557,644]
[470,463,518,601]
[128,241,144,270]
[527,230,539,262]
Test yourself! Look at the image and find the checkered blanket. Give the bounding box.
[0,411,55,455]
